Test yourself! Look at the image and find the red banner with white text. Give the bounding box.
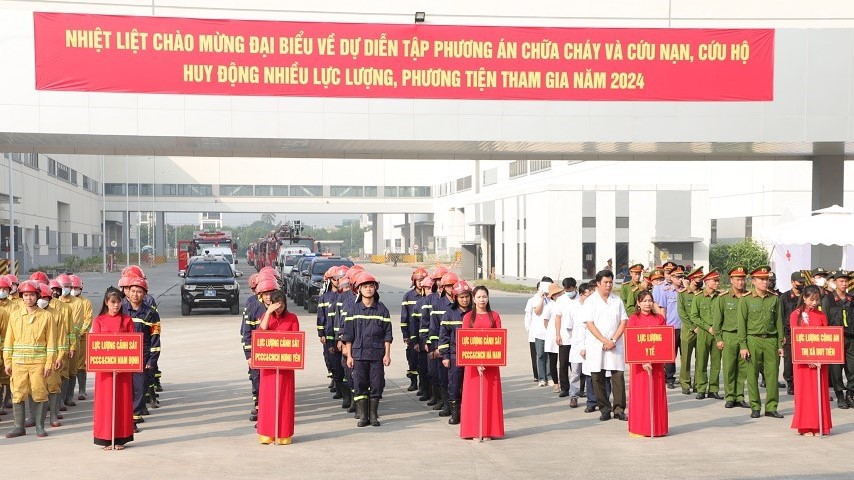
[34,12,774,101]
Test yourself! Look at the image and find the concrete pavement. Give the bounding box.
[2,261,853,479]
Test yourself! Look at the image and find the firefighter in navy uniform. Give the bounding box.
[418,267,447,404]
[413,275,434,402]
[336,267,361,414]
[427,272,459,414]
[438,280,472,424]
[243,275,277,421]
[341,272,393,427]
[121,276,161,429]
[401,268,429,392]
[316,267,338,398]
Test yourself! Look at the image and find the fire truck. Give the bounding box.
[250,220,316,272]
[178,230,237,272]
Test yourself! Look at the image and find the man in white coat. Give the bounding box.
[582,270,629,421]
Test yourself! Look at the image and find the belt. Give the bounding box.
[723,330,737,334]
[748,334,772,339]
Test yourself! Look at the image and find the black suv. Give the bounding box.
[297,257,354,313]
[287,254,315,301]
[180,256,241,316]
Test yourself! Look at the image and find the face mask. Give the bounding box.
[814,277,826,287]
[37,299,50,309]
[0,291,7,300]
[61,287,71,296]
[566,291,578,299]
[71,288,82,297]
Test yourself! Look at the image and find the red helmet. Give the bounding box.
[121,265,146,279]
[349,264,365,275]
[56,273,72,287]
[70,275,83,288]
[440,272,460,287]
[420,276,434,289]
[248,273,260,290]
[431,266,448,280]
[411,268,429,282]
[125,276,149,291]
[39,284,52,299]
[49,279,62,290]
[333,265,349,279]
[354,272,378,289]
[452,281,473,297]
[0,276,11,289]
[255,277,278,294]
[324,266,338,280]
[17,280,40,294]
[259,266,280,279]
[118,276,132,287]
[29,271,49,284]
[6,274,19,285]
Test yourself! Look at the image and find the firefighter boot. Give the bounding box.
[63,378,77,407]
[432,385,445,411]
[332,380,343,400]
[2,385,12,409]
[427,384,439,406]
[339,381,352,409]
[439,388,451,417]
[416,376,425,397]
[48,393,62,427]
[356,399,370,427]
[449,401,461,425]
[5,403,25,438]
[25,397,35,428]
[418,378,431,402]
[407,374,418,392]
[348,389,357,415]
[76,370,88,400]
[0,385,6,415]
[58,381,68,411]
[35,401,48,437]
[370,398,381,427]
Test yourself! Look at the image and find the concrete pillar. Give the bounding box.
[407,214,415,253]
[371,213,385,256]
[811,142,844,268]
[154,211,166,257]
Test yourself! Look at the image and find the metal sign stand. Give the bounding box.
[111,371,116,451]
[274,368,281,445]
[817,364,823,439]
[478,367,484,443]
[648,368,655,438]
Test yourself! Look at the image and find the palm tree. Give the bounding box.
[260,213,277,225]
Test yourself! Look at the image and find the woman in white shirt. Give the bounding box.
[543,284,564,392]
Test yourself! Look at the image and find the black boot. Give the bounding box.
[341,383,352,409]
[63,378,77,407]
[348,389,357,414]
[356,399,370,427]
[76,370,88,400]
[427,384,439,406]
[837,392,849,409]
[35,401,48,438]
[847,393,854,409]
[449,400,461,425]
[249,401,258,422]
[418,379,431,402]
[328,378,336,392]
[5,403,25,438]
[439,388,451,417]
[332,380,343,400]
[0,385,6,415]
[407,375,418,392]
[416,376,425,397]
[432,385,445,411]
[370,398,381,427]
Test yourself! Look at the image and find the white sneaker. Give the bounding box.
[538,381,546,387]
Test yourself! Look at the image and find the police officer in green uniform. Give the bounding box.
[619,264,644,317]
[676,267,703,393]
[715,266,750,408]
[738,266,784,418]
[690,269,723,400]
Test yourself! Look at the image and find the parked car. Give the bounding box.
[179,255,240,316]
[286,254,315,299]
[296,257,355,313]
[277,245,312,278]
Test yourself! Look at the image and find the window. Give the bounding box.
[72,233,78,247]
[56,162,70,181]
[331,186,363,197]
[364,186,377,197]
[220,185,253,196]
[289,185,322,197]
[48,158,57,176]
[384,187,398,197]
[710,219,718,244]
[254,185,287,196]
[582,217,597,228]
[394,239,402,248]
[399,186,413,197]
[105,183,125,195]
[483,168,498,186]
[82,176,100,194]
[456,176,472,192]
[745,216,753,239]
[83,234,88,247]
[4,153,39,170]
[583,242,596,278]
[46,226,50,245]
[413,186,431,197]
[34,225,39,245]
[159,184,213,196]
[616,216,629,228]
[509,160,528,178]
[69,169,78,185]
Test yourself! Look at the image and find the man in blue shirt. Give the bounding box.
[652,262,682,388]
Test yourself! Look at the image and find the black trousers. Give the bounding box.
[248,367,260,401]
[133,368,153,416]
[447,357,464,401]
[664,328,681,383]
[417,348,430,383]
[782,337,793,386]
[352,359,385,400]
[558,345,571,392]
[529,342,538,380]
[405,343,419,378]
[591,370,626,415]
[326,341,344,382]
[548,352,559,385]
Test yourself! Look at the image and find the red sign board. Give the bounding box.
[624,326,675,364]
[86,333,144,373]
[791,326,845,364]
[456,329,507,367]
[250,331,306,370]
[34,12,773,101]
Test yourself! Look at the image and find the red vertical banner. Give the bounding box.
[250,331,306,370]
[624,326,675,364]
[456,329,507,367]
[33,12,774,101]
[86,333,144,372]
[791,326,845,364]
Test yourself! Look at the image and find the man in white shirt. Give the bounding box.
[553,278,577,398]
[524,277,553,383]
[582,270,628,421]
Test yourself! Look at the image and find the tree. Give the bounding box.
[710,239,770,281]
[260,213,277,225]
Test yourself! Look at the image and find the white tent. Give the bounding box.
[756,205,854,290]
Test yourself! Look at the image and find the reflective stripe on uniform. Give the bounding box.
[344,314,391,323]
